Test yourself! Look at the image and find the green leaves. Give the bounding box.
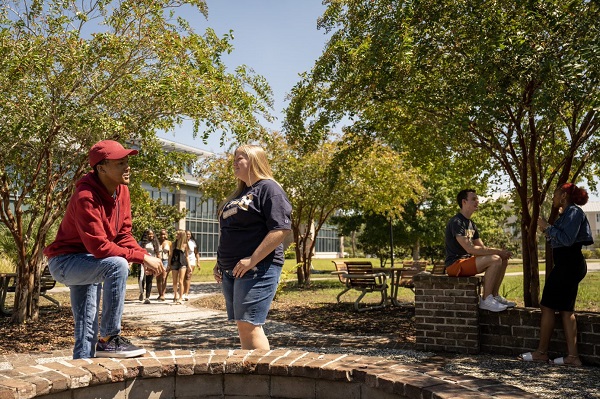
[0,0,273,322]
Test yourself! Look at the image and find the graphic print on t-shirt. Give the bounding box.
[222,193,253,219]
[465,220,475,242]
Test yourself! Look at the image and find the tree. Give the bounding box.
[285,0,600,306]
[197,133,423,286]
[0,0,272,323]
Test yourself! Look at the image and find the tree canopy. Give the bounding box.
[285,0,600,306]
[0,0,272,323]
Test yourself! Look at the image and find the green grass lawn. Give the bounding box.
[2,257,598,312]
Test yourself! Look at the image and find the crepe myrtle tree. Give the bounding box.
[0,0,273,323]
[285,0,600,306]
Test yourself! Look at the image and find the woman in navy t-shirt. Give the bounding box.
[213,144,292,350]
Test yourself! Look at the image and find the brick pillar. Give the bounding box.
[413,273,482,354]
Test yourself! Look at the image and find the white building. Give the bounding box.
[582,202,600,242]
[145,139,341,259]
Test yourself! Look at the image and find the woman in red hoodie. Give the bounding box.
[44,140,164,359]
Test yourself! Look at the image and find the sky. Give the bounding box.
[155,1,599,200]
[157,0,331,153]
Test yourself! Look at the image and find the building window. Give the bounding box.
[185,194,219,258]
[596,214,600,223]
[315,225,340,253]
[147,188,175,206]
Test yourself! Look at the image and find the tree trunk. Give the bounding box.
[520,210,540,308]
[412,238,420,260]
[11,258,42,323]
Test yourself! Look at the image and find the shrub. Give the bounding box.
[581,249,593,259]
[594,248,600,259]
[284,243,296,259]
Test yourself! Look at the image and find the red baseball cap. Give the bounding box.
[89,140,139,167]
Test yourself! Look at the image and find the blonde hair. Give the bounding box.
[174,230,188,251]
[218,145,277,213]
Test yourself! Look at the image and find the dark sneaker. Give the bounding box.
[96,335,146,358]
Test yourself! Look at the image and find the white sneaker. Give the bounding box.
[494,295,516,308]
[182,294,189,301]
[479,295,508,312]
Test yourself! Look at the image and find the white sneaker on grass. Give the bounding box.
[494,295,516,308]
[479,295,508,312]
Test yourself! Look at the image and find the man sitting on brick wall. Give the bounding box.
[444,189,515,312]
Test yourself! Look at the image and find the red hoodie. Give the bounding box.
[44,172,147,263]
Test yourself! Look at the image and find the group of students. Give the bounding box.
[43,139,592,368]
[44,140,290,360]
[136,229,199,304]
[445,185,593,367]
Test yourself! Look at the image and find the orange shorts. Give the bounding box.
[446,257,478,277]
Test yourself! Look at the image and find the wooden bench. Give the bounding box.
[431,261,446,275]
[331,260,348,284]
[334,261,388,312]
[396,260,428,292]
[0,266,60,315]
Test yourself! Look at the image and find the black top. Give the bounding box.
[217,179,292,270]
[445,212,479,267]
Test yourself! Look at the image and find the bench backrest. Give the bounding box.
[397,261,427,288]
[344,261,378,288]
[431,262,446,275]
[332,261,348,284]
[6,266,56,293]
[40,266,56,293]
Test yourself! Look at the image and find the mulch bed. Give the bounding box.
[1,291,415,355]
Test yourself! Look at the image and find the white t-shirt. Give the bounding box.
[187,240,197,266]
[144,241,156,257]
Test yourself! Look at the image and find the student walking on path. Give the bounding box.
[156,228,172,301]
[183,230,200,301]
[170,230,188,304]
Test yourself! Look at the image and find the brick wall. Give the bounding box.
[414,274,600,366]
[413,274,481,354]
[0,349,534,398]
[480,307,600,365]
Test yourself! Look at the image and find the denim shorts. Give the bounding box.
[220,261,282,325]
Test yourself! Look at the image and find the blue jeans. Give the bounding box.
[48,254,129,359]
[220,261,282,325]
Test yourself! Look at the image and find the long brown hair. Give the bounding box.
[173,230,188,252]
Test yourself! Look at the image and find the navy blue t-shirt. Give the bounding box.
[444,213,480,267]
[217,179,292,270]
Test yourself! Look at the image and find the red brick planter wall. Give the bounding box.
[414,274,600,366]
[0,349,534,398]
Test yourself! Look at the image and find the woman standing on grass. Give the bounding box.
[520,183,593,366]
[212,144,292,350]
[169,230,188,304]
